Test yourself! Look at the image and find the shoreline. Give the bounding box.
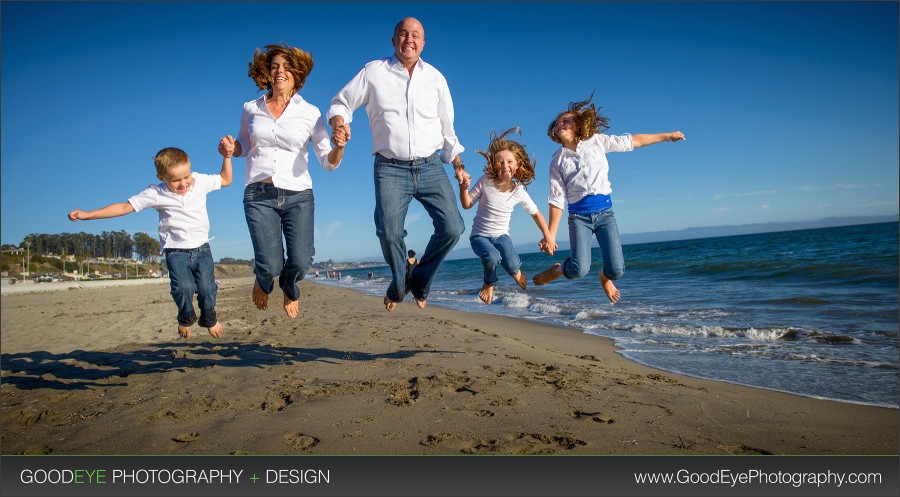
[1,276,897,455]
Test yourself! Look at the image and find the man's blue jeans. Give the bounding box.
[563,210,625,281]
[374,151,465,302]
[164,243,217,327]
[470,234,521,286]
[243,183,314,302]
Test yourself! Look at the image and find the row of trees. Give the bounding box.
[7,231,160,262]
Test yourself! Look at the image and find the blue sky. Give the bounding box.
[2,1,897,262]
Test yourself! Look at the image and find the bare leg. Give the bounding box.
[479,283,494,304]
[207,322,223,339]
[178,325,192,340]
[252,280,268,310]
[283,294,299,319]
[533,263,563,286]
[512,270,527,290]
[383,295,397,312]
[599,272,621,303]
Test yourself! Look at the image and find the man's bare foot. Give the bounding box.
[252,280,268,310]
[533,263,562,286]
[512,270,527,290]
[283,294,299,319]
[479,283,494,304]
[178,325,192,340]
[383,295,397,312]
[599,272,621,303]
[414,298,427,310]
[207,322,223,339]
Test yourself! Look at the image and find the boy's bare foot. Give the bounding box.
[414,298,427,310]
[479,283,494,304]
[533,263,562,286]
[283,295,299,319]
[178,325,192,340]
[599,272,621,303]
[252,280,268,310]
[383,295,397,312]
[207,322,223,339]
[512,270,527,290]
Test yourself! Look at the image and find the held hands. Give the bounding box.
[538,238,557,256]
[458,175,471,190]
[218,136,236,157]
[331,123,351,148]
[453,166,471,187]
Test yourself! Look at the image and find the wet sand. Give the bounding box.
[1,275,896,455]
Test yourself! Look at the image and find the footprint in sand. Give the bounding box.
[172,432,201,443]
[284,433,319,451]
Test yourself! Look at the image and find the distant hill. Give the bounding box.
[444,215,899,260]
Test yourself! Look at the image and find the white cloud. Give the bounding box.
[712,189,776,200]
[713,207,730,213]
[317,221,343,240]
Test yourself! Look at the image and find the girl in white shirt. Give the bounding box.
[459,128,555,305]
[532,92,684,303]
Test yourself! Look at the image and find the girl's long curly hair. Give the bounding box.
[476,127,536,187]
[247,42,314,94]
[546,90,610,144]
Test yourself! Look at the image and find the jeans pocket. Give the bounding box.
[243,183,266,201]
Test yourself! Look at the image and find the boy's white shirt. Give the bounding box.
[468,175,539,238]
[128,172,222,251]
[548,133,633,210]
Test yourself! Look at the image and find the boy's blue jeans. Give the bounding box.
[563,210,625,281]
[373,151,465,302]
[164,243,217,328]
[470,234,521,286]
[243,183,314,302]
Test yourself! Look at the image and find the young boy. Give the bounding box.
[68,146,233,339]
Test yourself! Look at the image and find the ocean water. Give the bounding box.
[315,222,899,408]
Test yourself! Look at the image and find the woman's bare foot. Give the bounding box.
[283,294,299,319]
[512,270,527,290]
[252,280,268,310]
[383,295,397,312]
[207,322,223,339]
[178,325,192,340]
[533,263,562,286]
[414,298,427,310]
[479,283,494,304]
[599,272,621,303]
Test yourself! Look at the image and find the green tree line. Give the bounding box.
[4,231,160,262]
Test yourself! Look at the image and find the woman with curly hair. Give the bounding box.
[218,43,350,318]
[532,92,685,303]
[458,128,555,304]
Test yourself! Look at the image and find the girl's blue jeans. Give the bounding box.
[470,234,522,286]
[164,243,217,328]
[243,183,314,302]
[563,210,625,281]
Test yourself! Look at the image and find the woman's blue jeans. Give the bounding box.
[164,243,217,328]
[563,210,625,281]
[470,234,521,286]
[373,151,465,302]
[243,183,314,302]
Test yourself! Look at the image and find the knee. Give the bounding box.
[603,266,624,281]
[564,259,591,279]
[440,213,465,240]
[482,253,501,269]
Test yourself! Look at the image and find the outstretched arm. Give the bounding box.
[219,154,233,188]
[632,131,685,148]
[68,202,135,222]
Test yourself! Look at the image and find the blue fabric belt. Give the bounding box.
[568,194,612,215]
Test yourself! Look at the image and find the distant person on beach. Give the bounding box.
[458,128,555,304]
[327,17,470,312]
[219,42,349,319]
[533,92,685,303]
[68,147,233,340]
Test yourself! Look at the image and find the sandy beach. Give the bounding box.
[1,272,896,456]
